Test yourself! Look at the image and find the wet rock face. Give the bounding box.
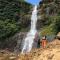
[37,19,45,30]
[14,32,27,52]
[0,32,27,52]
[33,32,40,48]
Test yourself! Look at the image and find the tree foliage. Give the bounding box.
[0,0,32,40]
[39,0,60,35]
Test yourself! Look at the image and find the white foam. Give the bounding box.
[21,5,38,54]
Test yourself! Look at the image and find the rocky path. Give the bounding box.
[0,50,17,60]
[0,39,60,60]
[18,39,60,60]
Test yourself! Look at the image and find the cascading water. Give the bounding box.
[21,5,38,54]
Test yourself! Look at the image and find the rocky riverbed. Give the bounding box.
[0,39,60,60]
[17,39,60,60]
[0,50,16,60]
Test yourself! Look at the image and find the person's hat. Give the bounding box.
[42,36,46,39]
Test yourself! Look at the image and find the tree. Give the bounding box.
[0,0,32,40]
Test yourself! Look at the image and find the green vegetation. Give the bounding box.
[0,0,32,40]
[0,0,60,48]
[40,0,60,36]
[40,24,55,36]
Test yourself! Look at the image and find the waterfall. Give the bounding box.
[21,5,38,54]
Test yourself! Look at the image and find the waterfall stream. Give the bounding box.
[21,6,38,54]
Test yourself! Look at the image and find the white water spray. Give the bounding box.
[21,6,38,53]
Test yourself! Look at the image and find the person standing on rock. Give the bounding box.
[41,36,48,48]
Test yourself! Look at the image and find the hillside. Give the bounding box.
[1,0,60,41]
[38,0,60,36]
[0,0,60,60]
[0,0,32,40]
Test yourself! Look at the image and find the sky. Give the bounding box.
[25,0,42,5]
